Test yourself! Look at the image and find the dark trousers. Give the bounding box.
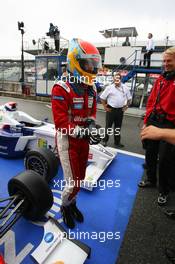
[145,139,175,194]
[143,50,153,68]
[104,107,123,144]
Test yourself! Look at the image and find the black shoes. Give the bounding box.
[61,202,84,229]
[69,202,84,222]
[102,141,107,147]
[114,143,125,148]
[138,180,156,188]
[61,205,75,229]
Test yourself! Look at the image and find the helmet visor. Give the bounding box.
[77,54,102,74]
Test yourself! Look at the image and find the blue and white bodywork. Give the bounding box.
[0,102,55,158]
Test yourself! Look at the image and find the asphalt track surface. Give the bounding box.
[0,96,175,264]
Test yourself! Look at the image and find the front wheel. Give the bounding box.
[8,170,53,220]
[24,147,58,182]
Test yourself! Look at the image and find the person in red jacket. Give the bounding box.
[138,46,175,206]
[51,38,102,228]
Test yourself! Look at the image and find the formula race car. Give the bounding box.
[0,102,117,190]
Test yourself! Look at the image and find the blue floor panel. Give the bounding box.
[0,152,143,264]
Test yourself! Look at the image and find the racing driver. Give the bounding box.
[51,38,102,228]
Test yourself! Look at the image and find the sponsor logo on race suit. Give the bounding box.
[88,97,94,108]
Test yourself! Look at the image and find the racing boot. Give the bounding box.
[60,205,75,229]
[69,202,84,222]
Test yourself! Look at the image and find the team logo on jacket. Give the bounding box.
[52,95,64,101]
[73,103,83,109]
[73,97,84,103]
[74,116,87,122]
[88,97,94,108]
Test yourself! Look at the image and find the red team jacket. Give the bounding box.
[144,75,175,125]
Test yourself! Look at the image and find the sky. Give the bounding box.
[0,0,175,59]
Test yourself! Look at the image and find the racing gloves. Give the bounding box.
[84,118,102,145]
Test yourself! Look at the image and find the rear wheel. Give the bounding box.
[8,170,53,220]
[24,147,58,182]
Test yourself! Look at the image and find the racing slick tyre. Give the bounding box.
[24,147,58,182]
[8,170,53,221]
